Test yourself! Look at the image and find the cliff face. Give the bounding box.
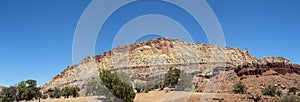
[41,38,300,93]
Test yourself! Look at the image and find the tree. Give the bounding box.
[25,80,37,87]
[50,87,61,99]
[61,86,80,98]
[0,79,42,102]
[62,87,72,98]
[99,70,136,102]
[16,81,26,101]
[164,68,181,88]
[0,87,15,102]
[233,81,247,94]
[24,79,38,101]
[72,86,80,98]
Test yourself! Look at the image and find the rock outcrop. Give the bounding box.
[41,38,300,94]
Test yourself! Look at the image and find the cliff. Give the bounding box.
[41,38,300,94]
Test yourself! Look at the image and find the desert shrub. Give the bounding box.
[99,70,136,102]
[251,94,261,102]
[42,94,48,99]
[233,81,247,94]
[280,95,299,102]
[163,68,193,91]
[288,87,299,95]
[145,89,149,93]
[0,87,15,102]
[49,87,61,99]
[276,90,283,97]
[61,86,80,98]
[164,68,181,88]
[134,81,155,93]
[261,85,276,96]
[298,93,300,96]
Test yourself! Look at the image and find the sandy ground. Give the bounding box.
[27,91,278,102]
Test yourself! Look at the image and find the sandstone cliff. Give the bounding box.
[41,38,300,95]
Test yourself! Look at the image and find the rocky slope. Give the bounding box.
[0,86,4,91]
[41,38,300,96]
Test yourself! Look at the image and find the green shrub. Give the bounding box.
[251,94,261,102]
[99,70,136,102]
[288,87,299,95]
[145,89,149,93]
[164,68,181,88]
[49,87,61,99]
[233,81,247,94]
[61,86,80,98]
[280,95,299,102]
[42,94,48,99]
[261,85,276,96]
[276,90,283,97]
[0,87,15,102]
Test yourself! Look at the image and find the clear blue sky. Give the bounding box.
[0,0,299,87]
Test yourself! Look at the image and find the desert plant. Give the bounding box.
[49,87,61,99]
[61,86,80,98]
[42,94,48,99]
[99,70,136,102]
[233,81,247,94]
[276,90,283,97]
[288,87,299,95]
[164,68,181,88]
[0,80,42,102]
[0,87,15,102]
[145,89,149,93]
[261,85,276,96]
[251,94,261,102]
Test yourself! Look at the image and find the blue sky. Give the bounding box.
[0,0,299,86]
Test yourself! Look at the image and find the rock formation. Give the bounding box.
[0,86,4,91]
[41,38,300,95]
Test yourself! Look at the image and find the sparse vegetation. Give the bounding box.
[134,81,156,93]
[49,87,61,99]
[233,81,247,94]
[288,87,299,95]
[0,79,47,102]
[261,85,276,96]
[61,86,80,98]
[163,68,193,91]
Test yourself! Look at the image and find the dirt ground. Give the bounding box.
[26,90,278,102]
